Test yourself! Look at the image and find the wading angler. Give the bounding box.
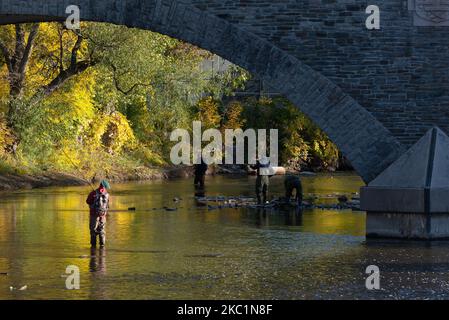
[170,121,278,166]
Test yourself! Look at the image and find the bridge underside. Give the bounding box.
[0,1,406,183]
[0,14,64,24]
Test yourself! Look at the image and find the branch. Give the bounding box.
[17,24,39,76]
[41,60,96,96]
[37,31,92,96]
[110,63,153,95]
[58,26,64,73]
[70,32,83,70]
[12,24,25,71]
[0,40,12,73]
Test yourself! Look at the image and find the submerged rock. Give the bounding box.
[194,194,362,211]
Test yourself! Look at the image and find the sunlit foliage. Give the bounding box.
[0,21,342,178]
[0,22,247,177]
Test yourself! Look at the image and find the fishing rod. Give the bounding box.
[41,124,97,191]
[59,145,96,191]
[51,207,182,213]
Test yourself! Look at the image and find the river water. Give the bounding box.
[1,173,449,300]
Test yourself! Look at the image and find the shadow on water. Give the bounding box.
[252,207,303,228]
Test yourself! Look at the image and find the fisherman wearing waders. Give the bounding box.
[86,180,111,247]
[251,158,272,205]
[284,175,303,206]
[194,158,208,189]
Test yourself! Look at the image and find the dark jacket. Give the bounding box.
[86,188,110,216]
[194,161,208,176]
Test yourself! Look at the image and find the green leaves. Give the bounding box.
[0,21,341,177]
[0,21,249,174]
[240,97,340,170]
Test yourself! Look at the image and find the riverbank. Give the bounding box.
[0,172,88,191]
[0,165,218,191]
[0,164,325,192]
[0,167,169,192]
[0,163,212,191]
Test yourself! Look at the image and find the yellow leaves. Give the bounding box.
[223,100,246,130]
[258,96,273,106]
[311,139,339,168]
[105,111,137,153]
[86,111,136,155]
[11,22,91,96]
[44,70,97,128]
[0,117,12,157]
[0,21,258,178]
[132,145,165,166]
[50,142,82,171]
[0,66,9,113]
[196,97,221,129]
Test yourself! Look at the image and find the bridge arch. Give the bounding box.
[0,0,405,182]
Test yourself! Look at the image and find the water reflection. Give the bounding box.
[194,188,206,200]
[89,247,107,273]
[252,207,303,228]
[1,173,449,299]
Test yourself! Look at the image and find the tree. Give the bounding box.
[238,96,340,170]
[222,100,245,131]
[0,24,39,101]
[195,97,221,129]
[0,21,250,176]
[0,24,97,129]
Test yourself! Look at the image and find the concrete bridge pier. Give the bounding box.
[361,127,449,240]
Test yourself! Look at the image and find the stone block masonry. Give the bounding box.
[3,0,448,182]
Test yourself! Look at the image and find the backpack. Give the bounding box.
[93,190,109,216]
[259,161,275,177]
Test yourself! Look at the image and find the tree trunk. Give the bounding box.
[1,24,39,129]
[1,24,96,153]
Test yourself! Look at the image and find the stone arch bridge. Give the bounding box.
[1,0,448,186]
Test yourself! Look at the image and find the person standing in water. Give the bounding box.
[284,174,303,206]
[86,180,111,247]
[251,157,272,205]
[194,158,208,189]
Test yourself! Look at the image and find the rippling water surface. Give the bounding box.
[1,173,449,300]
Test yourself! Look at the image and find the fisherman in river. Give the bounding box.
[194,157,208,189]
[86,180,111,248]
[284,174,303,206]
[250,157,273,205]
